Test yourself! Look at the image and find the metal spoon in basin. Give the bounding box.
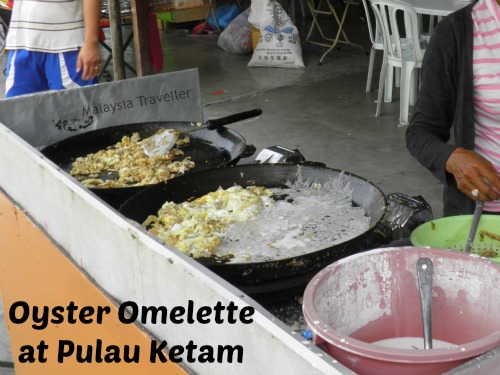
[417,257,433,349]
[465,201,484,253]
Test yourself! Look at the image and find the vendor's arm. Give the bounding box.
[407,8,500,204]
[77,0,101,80]
[445,148,500,201]
[406,21,459,185]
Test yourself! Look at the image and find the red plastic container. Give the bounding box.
[302,247,500,375]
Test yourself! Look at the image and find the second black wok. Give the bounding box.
[118,163,391,298]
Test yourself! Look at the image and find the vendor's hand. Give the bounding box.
[445,147,500,201]
[77,41,101,81]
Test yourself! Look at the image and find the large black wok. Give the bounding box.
[119,163,392,299]
[41,110,260,209]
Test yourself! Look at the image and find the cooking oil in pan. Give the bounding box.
[214,174,371,263]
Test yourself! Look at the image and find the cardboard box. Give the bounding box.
[172,0,203,7]
[156,4,209,27]
[251,27,260,51]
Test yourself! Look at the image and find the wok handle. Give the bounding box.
[206,109,262,130]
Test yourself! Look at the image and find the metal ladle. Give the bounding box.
[417,257,433,349]
[465,201,484,253]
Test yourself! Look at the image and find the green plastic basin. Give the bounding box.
[411,215,500,263]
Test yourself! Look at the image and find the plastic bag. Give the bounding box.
[248,0,265,28]
[208,3,241,31]
[217,8,252,55]
[248,0,304,68]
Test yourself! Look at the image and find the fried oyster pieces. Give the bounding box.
[70,129,194,188]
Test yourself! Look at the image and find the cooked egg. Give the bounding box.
[144,185,274,258]
[70,129,195,188]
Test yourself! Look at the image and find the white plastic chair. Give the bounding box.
[361,0,412,96]
[361,0,384,92]
[419,13,442,46]
[370,0,425,126]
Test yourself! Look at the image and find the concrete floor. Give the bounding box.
[0,5,445,372]
[153,10,444,218]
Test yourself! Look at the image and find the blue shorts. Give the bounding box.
[5,50,98,98]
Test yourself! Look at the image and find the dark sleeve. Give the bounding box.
[405,18,460,186]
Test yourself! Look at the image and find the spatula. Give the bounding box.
[142,108,262,157]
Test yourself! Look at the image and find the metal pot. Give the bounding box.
[118,163,392,298]
[41,110,260,208]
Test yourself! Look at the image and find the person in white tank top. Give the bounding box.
[4,0,101,97]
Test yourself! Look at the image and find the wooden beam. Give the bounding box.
[108,0,126,80]
[131,0,153,77]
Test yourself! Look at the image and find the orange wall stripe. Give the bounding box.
[0,191,188,375]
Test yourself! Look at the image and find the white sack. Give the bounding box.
[248,0,305,68]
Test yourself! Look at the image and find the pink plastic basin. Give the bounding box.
[302,247,500,375]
